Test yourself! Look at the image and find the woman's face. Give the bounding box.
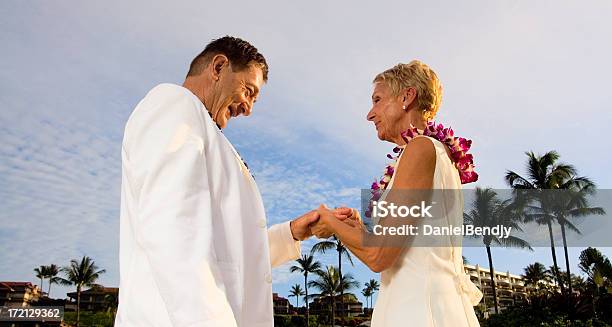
[367,82,405,143]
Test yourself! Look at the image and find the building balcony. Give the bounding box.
[497,279,511,286]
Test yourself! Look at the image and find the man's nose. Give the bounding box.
[240,101,252,116]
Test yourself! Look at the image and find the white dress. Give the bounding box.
[370,135,483,327]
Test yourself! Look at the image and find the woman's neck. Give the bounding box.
[391,110,427,146]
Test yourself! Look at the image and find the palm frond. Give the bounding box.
[340,246,354,266]
[310,240,336,255]
[498,235,533,251]
[505,170,535,189]
[559,219,582,235]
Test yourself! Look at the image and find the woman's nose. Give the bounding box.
[366,109,375,121]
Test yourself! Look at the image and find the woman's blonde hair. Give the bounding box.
[373,60,443,121]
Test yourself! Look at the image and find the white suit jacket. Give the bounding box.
[115,83,301,327]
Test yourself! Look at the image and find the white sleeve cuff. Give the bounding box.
[268,221,301,268]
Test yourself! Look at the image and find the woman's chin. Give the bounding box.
[377,132,397,144]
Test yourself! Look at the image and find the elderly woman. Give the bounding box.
[313,60,482,326]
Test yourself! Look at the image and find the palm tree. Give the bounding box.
[288,284,305,309]
[307,266,359,326]
[363,279,379,312]
[34,266,45,292]
[506,150,577,296]
[569,274,588,294]
[579,247,612,290]
[311,236,354,325]
[578,247,612,318]
[464,187,532,314]
[361,279,380,308]
[547,180,605,297]
[522,262,549,292]
[104,293,119,323]
[58,256,106,327]
[290,254,321,324]
[44,264,61,298]
[361,287,372,311]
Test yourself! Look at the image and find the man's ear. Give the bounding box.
[210,54,229,81]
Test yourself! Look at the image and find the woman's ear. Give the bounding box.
[402,87,417,109]
[210,54,229,81]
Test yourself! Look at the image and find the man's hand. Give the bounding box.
[290,210,320,241]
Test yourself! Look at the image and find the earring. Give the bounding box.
[402,105,407,110]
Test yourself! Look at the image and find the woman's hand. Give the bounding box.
[333,207,361,227]
[310,205,335,238]
[311,205,362,238]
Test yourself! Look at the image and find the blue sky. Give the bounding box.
[1,0,612,307]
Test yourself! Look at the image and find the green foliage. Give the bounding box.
[63,311,115,327]
[290,254,322,323]
[362,279,380,310]
[580,247,612,289]
[310,236,354,266]
[481,292,612,327]
[274,314,369,327]
[482,307,611,327]
[308,266,359,298]
[274,314,317,327]
[58,256,106,289]
[289,283,306,307]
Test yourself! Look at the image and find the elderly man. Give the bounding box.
[116,36,338,326]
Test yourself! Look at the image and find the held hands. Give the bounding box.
[332,206,361,227]
[289,210,320,241]
[310,205,361,239]
[290,206,361,241]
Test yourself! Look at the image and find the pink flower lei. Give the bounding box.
[365,121,478,218]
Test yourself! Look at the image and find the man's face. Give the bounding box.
[211,64,264,129]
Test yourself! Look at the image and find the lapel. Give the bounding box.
[198,103,256,185]
[218,132,256,183]
[198,104,254,179]
[202,114,267,215]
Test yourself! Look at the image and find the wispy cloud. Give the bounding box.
[1,0,611,304]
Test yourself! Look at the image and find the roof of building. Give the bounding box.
[272,293,289,301]
[464,264,524,279]
[0,282,36,291]
[312,293,361,304]
[66,285,118,298]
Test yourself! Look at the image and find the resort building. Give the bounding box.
[309,293,363,318]
[66,284,118,312]
[0,282,41,307]
[463,263,558,313]
[272,292,291,314]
